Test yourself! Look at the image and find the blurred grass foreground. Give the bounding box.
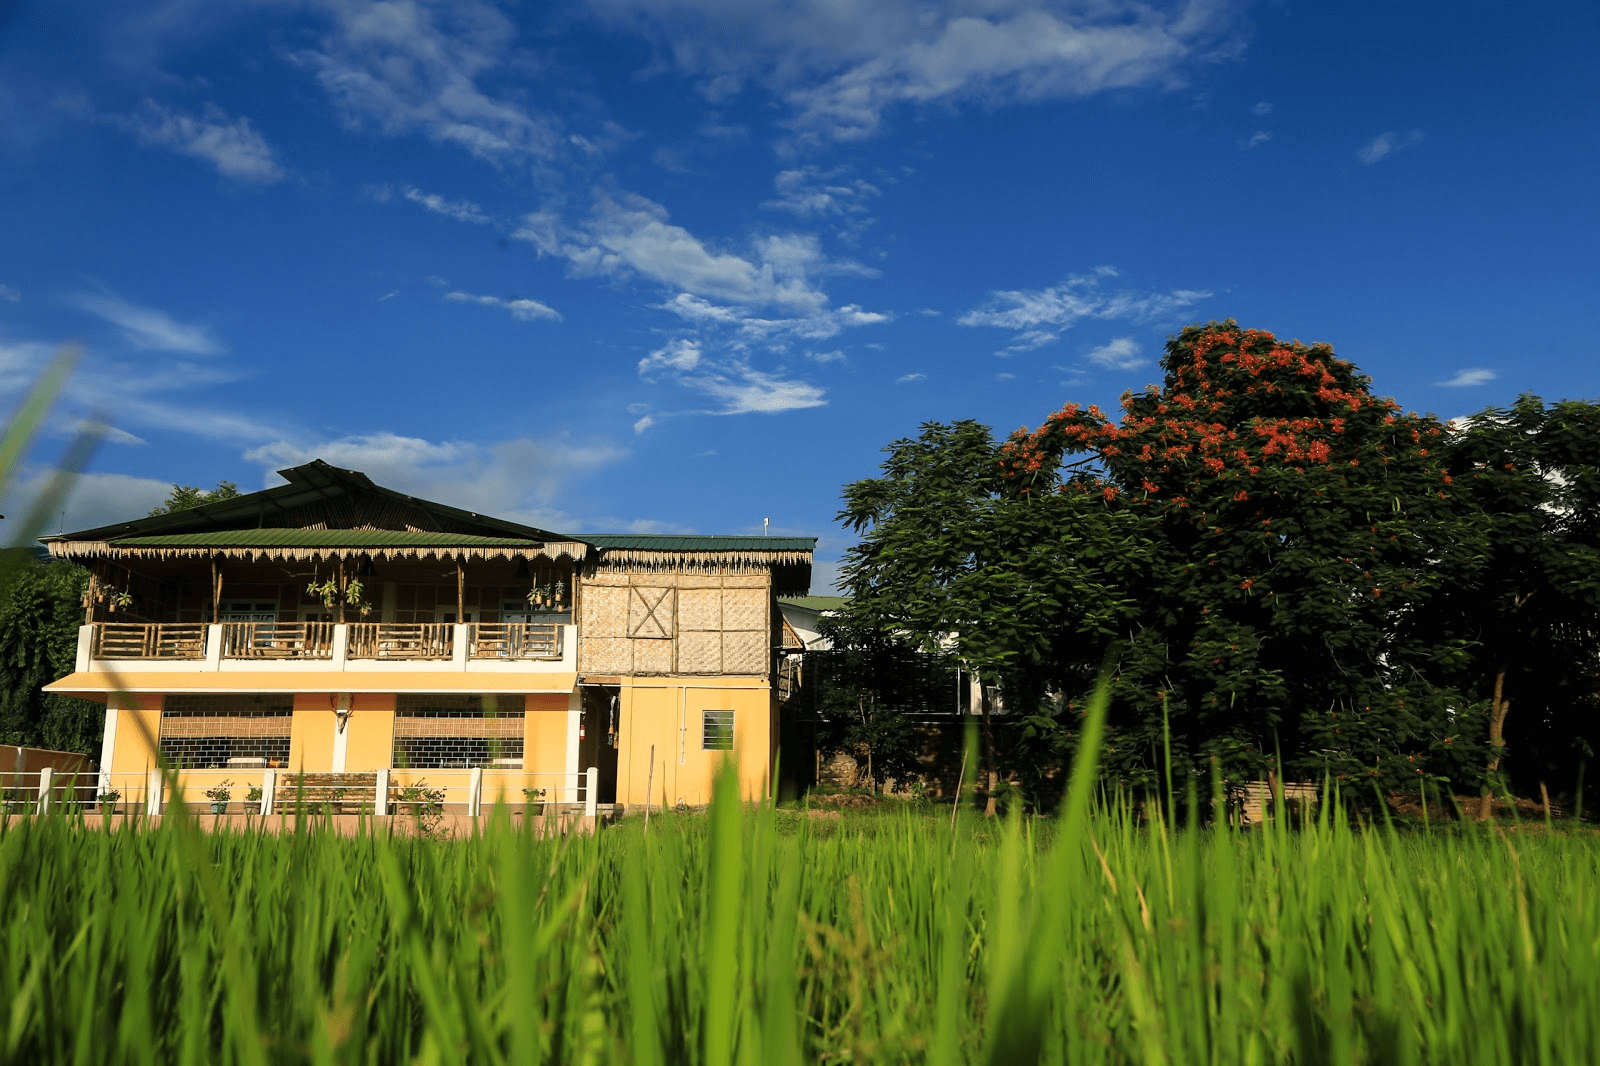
[3,767,1599,1065]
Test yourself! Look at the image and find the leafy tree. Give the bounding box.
[999,321,1487,792]
[1423,396,1600,815]
[148,480,240,516]
[0,555,100,755]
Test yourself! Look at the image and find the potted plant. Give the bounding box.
[525,580,567,612]
[246,784,263,812]
[522,786,547,815]
[306,575,373,617]
[204,780,233,815]
[97,788,120,813]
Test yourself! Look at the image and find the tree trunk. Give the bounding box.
[1477,667,1510,821]
[979,680,998,817]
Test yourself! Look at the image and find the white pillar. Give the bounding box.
[584,766,598,818]
[76,624,93,671]
[374,768,390,816]
[468,767,484,816]
[260,769,276,816]
[146,769,163,816]
[452,623,470,668]
[204,624,224,669]
[36,767,53,814]
[330,624,349,668]
[97,705,118,799]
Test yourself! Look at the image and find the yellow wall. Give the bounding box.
[109,695,162,775]
[289,694,338,772]
[615,677,773,807]
[343,694,396,771]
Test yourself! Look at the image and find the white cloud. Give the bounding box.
[995,371,1016,381]
[377,290,399,302]
[684,365,827,414]
[0,283,19,302]
[764,166,880,217]
[67,289,224,354]
[895,371,925,384]
[292,0,561,163]
[444,290,562,322]
[632,414,657,434]
[1357,129,1424,165]
[1245,130,1271,149]
[638,338,702,377]
[1252,100,1272,115]
[1436,367,1497,388]
[808,349,845,363]
[588,0,1241,144]
[115,100,285,183]
[1085,336,1145,370]
[244,431,625,526]
[402,185,491,224]
[960,268,1209,355]
[0,469,174,537]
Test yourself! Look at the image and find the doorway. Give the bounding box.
[578,685,620,805]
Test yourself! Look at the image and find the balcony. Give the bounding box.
[75,620,573,676]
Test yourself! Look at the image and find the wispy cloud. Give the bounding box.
[1358,129,1424,165]
[377,290,399,302]
[68,289,224,354]
[1244,130,1271,149]
[113,100,285,183]
[1436,367,1496,387]
[1085,336,1145,370]
[292,0,561,163]
[959,267,1210,355]
[685,364,827,414]
[1252,100,1272,116]
[764,166,880,217]
[808,349,846,363]
[444,290,562,322]
[0,283,19,302]
[402,185,491,224]
[895,371,925,384]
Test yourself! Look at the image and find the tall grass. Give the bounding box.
[3,768,1598,1063]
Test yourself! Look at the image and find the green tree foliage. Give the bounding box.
[0,555,100,755]
[148,480,240,516]
[1421,396,1600,812]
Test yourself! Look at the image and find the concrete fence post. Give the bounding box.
[260,769,276,816]
[146,769,163,816]
[37,766,53,814]
[584,766,598,818]
[468,767,484,817]
[374,769,390,816]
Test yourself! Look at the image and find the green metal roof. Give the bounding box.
[579,534,816,552]
[778,595,848,612]
[111,529,546,548]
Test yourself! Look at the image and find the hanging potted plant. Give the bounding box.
[306,573,373,617]
[525,579,567,612]
[522,786,547,815]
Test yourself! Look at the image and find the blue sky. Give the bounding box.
[2,0,1597,590]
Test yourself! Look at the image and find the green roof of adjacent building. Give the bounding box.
[578,534,817,552]
[777,595,849,611]
[112,529,545,548]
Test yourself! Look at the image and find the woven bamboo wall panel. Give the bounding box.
[678,588,721,631]
[580,636,631,675]
[628,586,675,638]
[633,637,674,674]
[677,631,722,674]
[584,572,631,587]
[581,584,628,639]
[722,630,767,675]
[721,588,766,632]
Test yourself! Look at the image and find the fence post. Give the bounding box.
[37,767,53,814]
[375,769,390,816]
[467,767,483,816]
[260,769,276,816]
[147,769,164,816]
[584,766,598,818]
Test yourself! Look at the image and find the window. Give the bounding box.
[158,695,292,769]
[702,709,734,751]
[393,694,525,769]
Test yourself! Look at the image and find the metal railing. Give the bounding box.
[468,622,563,661]
[346,622,455,660]
[92,622,208,660]
[219,621,335,659]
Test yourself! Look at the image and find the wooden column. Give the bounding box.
[336,559,347,624]
[84,569,98,625]
[456,558,466,621]
[210,557,222,624]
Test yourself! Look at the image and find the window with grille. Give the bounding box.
[158,694,292,769]
[393,694,525,769]
[702,709,734,751]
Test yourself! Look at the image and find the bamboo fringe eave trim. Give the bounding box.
[590,549,812,569]
[46,541,591,564]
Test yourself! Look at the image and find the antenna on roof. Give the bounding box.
[763,517,769,537]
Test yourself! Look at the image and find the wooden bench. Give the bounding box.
[272,772,377,815]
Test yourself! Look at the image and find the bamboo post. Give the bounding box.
[456,558,465,622]
[210,557,222,624]
[84,570,98,624]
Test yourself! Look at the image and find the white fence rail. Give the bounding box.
[3,766,601,818]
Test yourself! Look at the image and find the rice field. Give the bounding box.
[3,762,1598,1066]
